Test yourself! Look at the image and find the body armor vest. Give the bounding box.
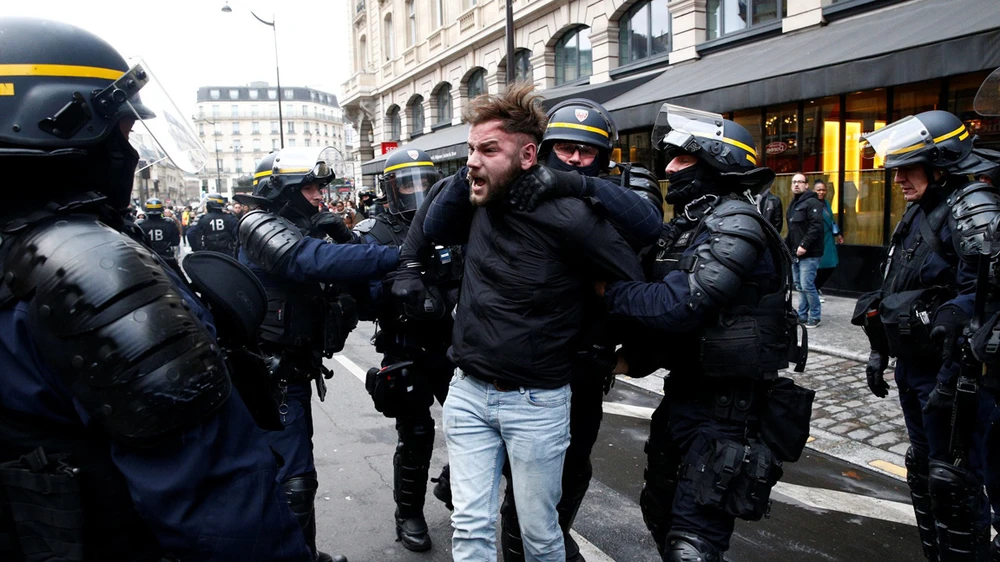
[883,191,955,295]
[199,212,236,253]
[139,216,177,259]
[644,198,794,380]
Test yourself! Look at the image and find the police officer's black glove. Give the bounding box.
[930,303,969,365]
[923,381,956,413]
[866,349,890,398]
[310,212,354,243]
[391,265,427,308]
[508,166,587,212]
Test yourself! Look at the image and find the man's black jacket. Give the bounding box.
[786,190,824,258]
[423,172,644,389]
[758,191,783,232]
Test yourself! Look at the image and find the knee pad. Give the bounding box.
[282,475,319,515]
[929,460,990,560]
[663,532,722,562]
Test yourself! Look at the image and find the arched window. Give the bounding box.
[384,14,395,59]
[467,69,486,99]
[359,35,368,70]
[619,1,670,66]
[410,97,425,137]
[387,106,401,140]
[555,27,592,85]
[436,84,453,125]
[513,49,533,83]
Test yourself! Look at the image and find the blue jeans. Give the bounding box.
[792,256,821,323]
[443,369,571,562]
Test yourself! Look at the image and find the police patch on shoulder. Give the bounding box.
[354,218,377,234]
[575,109,589,122]
[407,150,419,160]
[677,231,693,246]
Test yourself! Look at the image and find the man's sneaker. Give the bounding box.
[819,296,826,303]
[805,320,821,328]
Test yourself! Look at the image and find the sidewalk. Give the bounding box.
[617,294,912,481]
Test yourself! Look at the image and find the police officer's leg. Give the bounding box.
[641,394,679,556]
[558,372,605,562]
[272,381,346,562]
[983,400,1000,560]
[896,363,939,560]
[925,380,993,561]
[394,411,435,552]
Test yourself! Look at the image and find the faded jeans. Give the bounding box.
[793,256,822,323]
[443,369,571,562]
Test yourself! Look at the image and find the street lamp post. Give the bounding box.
[222,2,284,149]
[204,119,223,191]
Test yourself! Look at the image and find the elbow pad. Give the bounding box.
[238,210,303,275]
[687,201,768,311]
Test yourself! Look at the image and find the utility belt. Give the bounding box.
[852,286,955,360]
[262,289,358,357]
[682,436,782,522]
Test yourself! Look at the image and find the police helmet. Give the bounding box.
[381,148,441,217]
[253,147,337,204]
[652,104,760,175]
[145,197,164,217]
[542,99,617,159]
[205,193,225,212]
[861,110,975,171]
[0,18,155,150]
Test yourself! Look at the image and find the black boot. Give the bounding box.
[431,464,453,510]
[991,534,1000,562]
[558,460,592,562]
[905,449,939,561]
[282,476,348,562]
[928,459,991,561]
[393,427,434,552]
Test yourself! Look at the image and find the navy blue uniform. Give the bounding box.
[1,250,312,561]
[188,210,239,255]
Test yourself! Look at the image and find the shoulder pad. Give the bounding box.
[2,217,230,446]
[948,181,1000,259]
[353,217,377,234]
[688,200,768,310]
[238,210,303,274]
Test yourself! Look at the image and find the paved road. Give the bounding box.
[313,325,924,562]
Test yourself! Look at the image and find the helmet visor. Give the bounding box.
[118,60,208,175]
[387,166,438,215]
[272,146,340,187]
[975,67,1000,117]
[651,103,725,152]
[860,116,930,161]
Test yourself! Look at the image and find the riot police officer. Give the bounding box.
[137,197,182,275]
[500,98,664,562]
[858,110,997,561]
[238,147,400,562]
[599,104,800,561]
[352,147,460,552]
[0,17,314,561]
[188,192,238,254]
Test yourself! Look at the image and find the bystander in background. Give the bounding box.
[813,179,842,302]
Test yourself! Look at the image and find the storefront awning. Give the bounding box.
[606,0,1000,131]
[361,123,470,175]
[540,71,663,109]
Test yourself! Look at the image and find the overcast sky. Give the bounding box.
[10,1,352,117]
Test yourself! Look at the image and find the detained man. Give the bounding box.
[422,84,644,561]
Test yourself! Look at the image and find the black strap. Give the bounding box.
[917,199,951,260]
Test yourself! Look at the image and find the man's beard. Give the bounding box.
[468,159,522,206]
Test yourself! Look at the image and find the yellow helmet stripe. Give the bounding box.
[547,122,610,138]
[0,64,124,80]
[146,203,163,209]
[276,167,312,174]
[384,161,435,173]
[254,170,273,179]
[889,124,969,155]
[745,153,757,166]
[691,131,759,161]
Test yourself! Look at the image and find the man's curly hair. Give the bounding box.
[462,82,547,145]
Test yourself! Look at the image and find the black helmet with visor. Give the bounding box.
[381,148,441,218]
[252,146,339,203]
[860,110,976,172]
[145,197,164,217]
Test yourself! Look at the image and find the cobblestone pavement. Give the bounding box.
[796,352,910,472]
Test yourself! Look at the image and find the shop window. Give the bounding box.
[436,84,453,125]
[467,69,486,99]
[619,0,670,66]
[949,71,999,151]
[800,96,842,236]
[410,97,425,136]
[844,89,888,247]
[387,106,401,140]
[707,0,786,40]
[764,104,799,174]
[555,27,592,85]
[612,131,668,221]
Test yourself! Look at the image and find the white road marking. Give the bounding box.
[331,353,368,384]
[602,401,655,420]
[771,482,916,526]
[571,529,617,562]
